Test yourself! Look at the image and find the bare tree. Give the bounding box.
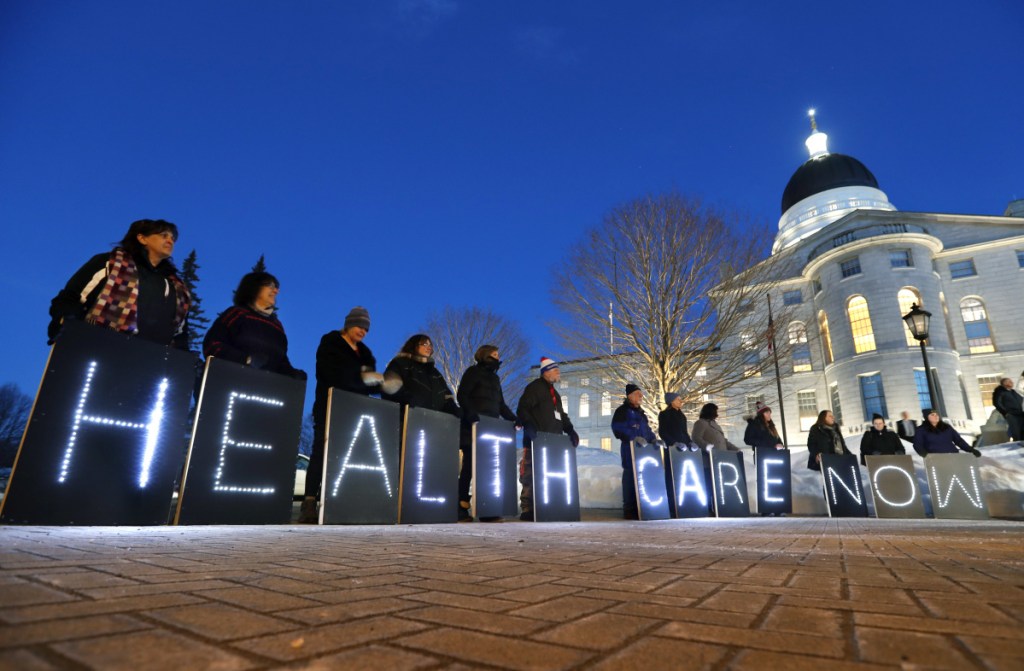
[422,306,532,402]
[551,192,799,420]
[0,383,32,467]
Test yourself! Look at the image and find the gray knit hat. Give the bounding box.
[344,306,370,332]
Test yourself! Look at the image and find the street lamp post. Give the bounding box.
[903,303,938,413]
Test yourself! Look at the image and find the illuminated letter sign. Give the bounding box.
[756,448,792,516]
[321,389,400,524]
[398,406,459,524]
[865,455,925,519]
[820,453,868,517]
[175,357,306,525]
[710,449,749,517]
[532,431,580,522]
[925,454,989,520]
[630,441,671,520]
[667,449,709,518]
[472,417,518,519]
[0,321,196,525]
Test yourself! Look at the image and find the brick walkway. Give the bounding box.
[1,513,1022,670]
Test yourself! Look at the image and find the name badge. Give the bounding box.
[554,411,562,420]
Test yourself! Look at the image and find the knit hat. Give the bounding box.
[922,407,936,419]
[539,357,559,374]
[871,413,884,421]
[625,384,640,397]
[665,392,680,405]
[344,306,370,332]
[755,401,771,415]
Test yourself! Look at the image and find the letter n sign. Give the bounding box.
[174,357,306,525]
[865,455,925,519]
[925,454,989,520]
[710,449,749,517]
[630,441,671,520]
[756,448,792,515]
[321,389,400,524]
[472,417,518,519]
[820,453,868,517]
[398,406,459,524]
[531,431,580,522]
[0,320,196,525]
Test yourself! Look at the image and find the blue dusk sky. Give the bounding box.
[1,1,1021,403]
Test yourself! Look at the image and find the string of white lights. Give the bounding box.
[331,414,393,498]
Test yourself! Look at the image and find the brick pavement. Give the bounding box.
[1,513,1022,670]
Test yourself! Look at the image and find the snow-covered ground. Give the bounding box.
[573,439,1024,518]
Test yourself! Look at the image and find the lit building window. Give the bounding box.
[561,395,569,413]
[788,322,812,372]
[783,290,803,305]
[897,288,923,347]
[846,296,877,354]
[949,259,977,279]
[741,331,760,378]
[960,297,995,353]
[859,373,888,422]
[745,395,765,417]
[977,375,1001,416]
[840,257,862,278]
[578,439,589,447]
[890,249,914,268]
[580,377,590,386]
[830,383,843,426]
[601,391,611,416]
[797,390,817,431]
[579,393,590,418]
[1017,250,1024,268]
[600,437,612,451]
[818,311,833,364]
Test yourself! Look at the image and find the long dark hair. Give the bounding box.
[922,410,951,433]
[699,403,718,421]
[400,334,431,355]
[814,409,836,430]
[233,272,279,308]
[118,219,179,267]
[755,410,780,439]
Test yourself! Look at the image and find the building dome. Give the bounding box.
[781,154,880,214]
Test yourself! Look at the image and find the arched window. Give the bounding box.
[818,311,833,365]
[846,295,876,354]
[741,330,760,377]
[601,391,611,416]
[788,322,812,372]
[579,392,590,418]
[897,288,923,347]
[960,297,995,353]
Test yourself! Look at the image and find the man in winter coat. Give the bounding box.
[859,414,905,466]
[995,378,1024,441]
[896,410,917,443]
[516,358,578,521]
[612,384,657,520]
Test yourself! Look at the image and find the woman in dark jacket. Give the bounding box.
[203,272,305,379]
[657,393,692,446]
[744,402,785,453]
[455,345,518,521]
[383,334,459,416]
[48,219,190,349]
[912,409,980,457]
[859,413,904,466]
[806,409,847,471]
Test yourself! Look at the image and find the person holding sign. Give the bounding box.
[859,414,904,466]
[456,345,518,522]
[203,272,307,380]
[612,384,657,520]
[301,306,399,523]
[516,358,578,521]
[744,402,785,454]
[691,403,741,452]
[382,335,459,416]
[48,219,190,349]
[806,409,847,470]
[657,393,692,448]
[912,409,980,458]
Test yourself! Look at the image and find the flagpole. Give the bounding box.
[767,294,789,447]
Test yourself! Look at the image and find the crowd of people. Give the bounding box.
[48,220,994,524]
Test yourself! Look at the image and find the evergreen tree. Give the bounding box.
[181,249,211,351]
[252,254,267,273]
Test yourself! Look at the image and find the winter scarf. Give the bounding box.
[86,249,189,335]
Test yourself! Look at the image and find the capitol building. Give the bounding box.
[555,115,1024,449]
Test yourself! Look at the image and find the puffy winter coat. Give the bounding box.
[859,428,905,466]
[517,377,575,446]
[383,353,459,416]
[657,407,691,446]
[612,402,656,454]
[912,423,972,456]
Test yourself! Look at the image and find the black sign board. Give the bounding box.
[174,357,306,525]
[820,453,869,517]
[925,454,990,520]
[398,406,459,524]
[667,448,710,518]
[531,432,580,522]
[320,389,401,524]
[865,455,926,519]
[471,417,518,519]
[710,449,749,517]
[755,448,792,515]
[0,321,196,525]
[630,441,671,520]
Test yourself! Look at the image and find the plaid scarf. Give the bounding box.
[86,248,189,335]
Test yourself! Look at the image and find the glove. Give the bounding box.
[380,371,403,395]
[361,371,384,386]
[569,430,580,448]
[689,442,700,452]
[634,436,647,447]
[247,352,269,369]
[971,448,982,458]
